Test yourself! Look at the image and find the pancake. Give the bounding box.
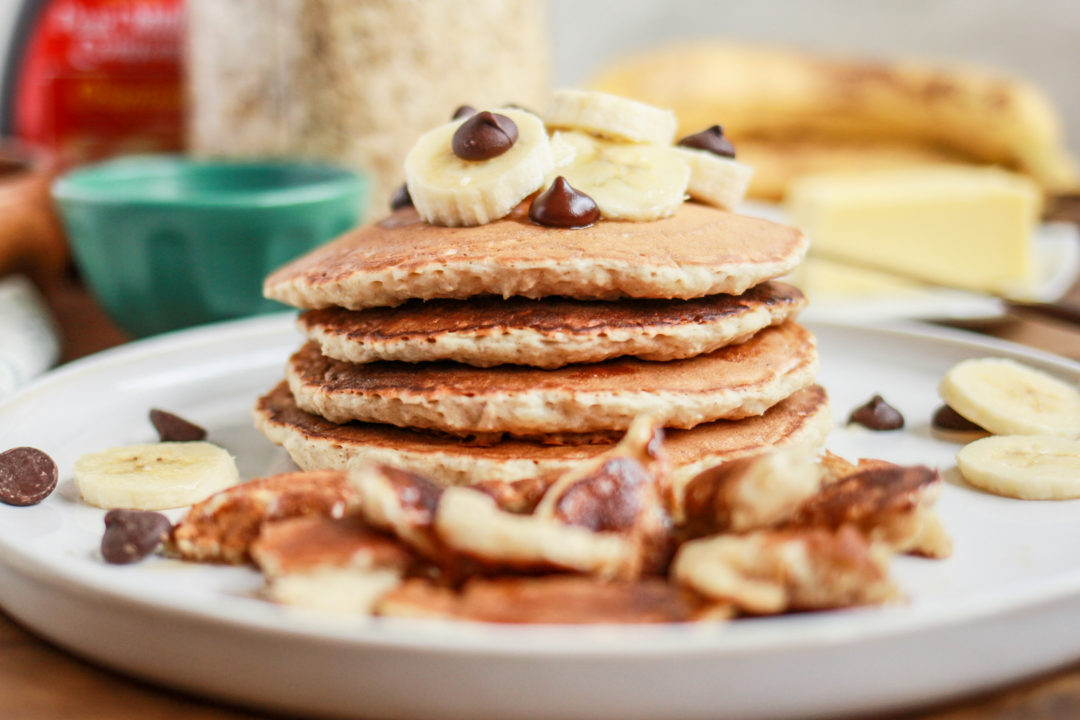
[264,202,808,310]
[299,281,807,369]
[375,576,714,624]
[286,322,818,435]
[252,382,832,491]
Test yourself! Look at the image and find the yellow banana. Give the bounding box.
[591,43,1079,196]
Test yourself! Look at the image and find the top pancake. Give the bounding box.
[264,202,808,310]
[298,281,807,369]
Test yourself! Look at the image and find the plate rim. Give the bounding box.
[2,313,1080,658]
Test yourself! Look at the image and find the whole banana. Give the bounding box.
[591,43,1079,197]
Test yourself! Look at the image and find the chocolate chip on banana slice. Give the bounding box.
[404,108,554,227]
[549,130,690,221]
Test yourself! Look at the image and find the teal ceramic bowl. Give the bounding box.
[52,156,367,337]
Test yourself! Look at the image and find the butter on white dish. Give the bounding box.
[782,226,1079,323]
[739,202,1077,323]
[786,166,1040,296]
[786,256,933,301]
[783,256,1006,323]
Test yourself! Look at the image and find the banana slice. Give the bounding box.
[546,89,677,145]
[674,147,754,210]
[550,131,577,169]
[957,434,1080,499]
[551,131,690,221]
[266,568,403,615]
[404,108,554,227]
[74,442,239,510]
[939,358,1080,437]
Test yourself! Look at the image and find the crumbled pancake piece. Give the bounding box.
[375,575,724,624]
[788,461,952,558]
[533,416,673,575]
[472,476,554,514]
[169,470,360,564]
[251,516,414,578]
[374,579,458,619]
[355,463,553,522]
[681,448,822,537]
[349,464,444,560]
[347,418,676,580]
[248,515,419,615]
[351,461,636,579]
[545,457,658,530]
[533,414,669,508]
[672,526,900,614]
[819,451,858,483]
[434,488,635,578]
[266,567,404,615]
[433,418,674,579]
[679,451,951,559]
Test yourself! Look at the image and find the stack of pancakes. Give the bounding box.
[256,200,830,505]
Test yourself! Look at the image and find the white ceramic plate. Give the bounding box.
[740,201,1080,323]
[2,314,1080,720]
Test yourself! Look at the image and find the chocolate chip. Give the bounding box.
[932,405,986,432]
[452,105,477,120]
[0,447,58,506]
[101,509,172,564]
[451,111,518,161]
[677,125,736,158]
[390,183,413,211]
[848,395,904,430]
[529,177,601,228]
[149,409,207,442]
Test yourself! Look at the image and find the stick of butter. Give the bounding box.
[786,166,1039,295]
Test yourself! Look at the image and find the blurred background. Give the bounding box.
[0,0,1077,397]
[550,0,1080,149]
[3,0,1079,142]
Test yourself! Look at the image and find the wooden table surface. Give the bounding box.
[6,274,1080,720]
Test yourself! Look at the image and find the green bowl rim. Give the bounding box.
[51,155,367,209]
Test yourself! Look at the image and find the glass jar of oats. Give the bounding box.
[185,0,551,217]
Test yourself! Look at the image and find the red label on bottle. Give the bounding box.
[14,0,184,166]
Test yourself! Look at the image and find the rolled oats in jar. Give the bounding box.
[186,0,551,214]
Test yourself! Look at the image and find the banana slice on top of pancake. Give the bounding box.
[675,147,754,211]
[541,90,690,221]
[546,89,678,145]
[405,108,554,227]
[543,92,749,217]
[549,131,690,221]
[674,126,754,211]
[401,89,752,226]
